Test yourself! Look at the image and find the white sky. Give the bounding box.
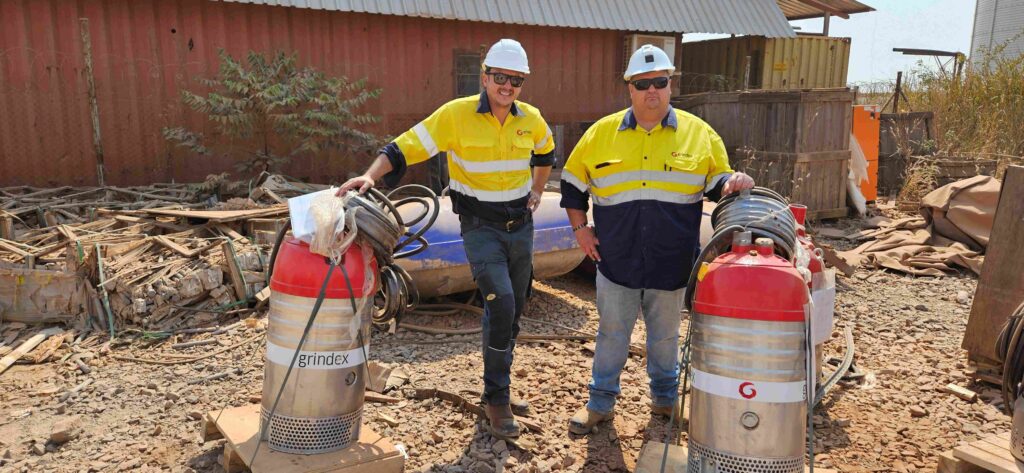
[683,0,978,85]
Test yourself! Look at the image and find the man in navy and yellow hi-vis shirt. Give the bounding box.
[560,45,754,435]
[340,39,554,439]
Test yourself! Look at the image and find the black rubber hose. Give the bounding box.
[387,185,440,256]
[684,224,745,311]
[266,219,293,287]
[998,301,1024,414]
[711,187,798,258]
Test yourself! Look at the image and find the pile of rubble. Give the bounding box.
[0,174,337,326]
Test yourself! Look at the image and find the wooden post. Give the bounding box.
[221,240,249,302]
[742,55,752,90]
[822,12,831,36]
[892,71,903,113]
[0,216,12,240]
[79,18,106,187]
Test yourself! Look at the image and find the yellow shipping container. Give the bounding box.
[678,35,851,94]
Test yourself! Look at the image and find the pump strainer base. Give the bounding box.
[260,407,362,454]
[688,442,803,473]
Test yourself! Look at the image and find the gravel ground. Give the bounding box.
[0,217,1009,473]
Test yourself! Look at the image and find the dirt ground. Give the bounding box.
[0,217,1011,473]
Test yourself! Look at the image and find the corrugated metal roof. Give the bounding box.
[218,0,797,37]
[776,0,874,20]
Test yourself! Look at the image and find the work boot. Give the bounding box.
[651,400,681,419]
[510,396,530,416]
[485,403,521,439]
[568,406,614,435]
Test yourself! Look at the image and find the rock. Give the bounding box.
[29,443,45,456]
[177,273,204,298]
[2,449,10,459]
[198,268,224,291]
[492,440,507,455]
[49,415,83,444]
[956,291,971,304]
[151,425,162,436]
[116,458,142,471]
[909,406,928,418]
[187,411,204,421]
[562,453,577,468]
[915,304,929,311]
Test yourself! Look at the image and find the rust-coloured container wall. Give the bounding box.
[0,0,627,187]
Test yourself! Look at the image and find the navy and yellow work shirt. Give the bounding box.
[560,106,733,291]
[380,92,555,222]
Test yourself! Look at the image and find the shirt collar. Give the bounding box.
[618,106,677,131]
[477,91,522,117]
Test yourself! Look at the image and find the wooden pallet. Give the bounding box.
[201,404,404,473]
[634,441,838,473]
[937,432,1024,473]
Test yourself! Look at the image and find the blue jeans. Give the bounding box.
[461,217,534,406]
[587,270,683,414]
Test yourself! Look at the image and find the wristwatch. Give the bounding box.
[572,222,589,232]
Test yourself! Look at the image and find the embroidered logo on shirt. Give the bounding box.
[516,129,532,136]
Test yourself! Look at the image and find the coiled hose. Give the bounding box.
[996,301,1024,413]
[685,187,798,310]
[267,184,440,329]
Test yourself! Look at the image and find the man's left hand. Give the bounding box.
[527,190,542,212]
[722,172,755,195]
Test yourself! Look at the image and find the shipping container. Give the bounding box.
[678,35,851,94]
[0,0,630,186]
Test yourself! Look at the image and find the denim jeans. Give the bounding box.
[587,269,684,414]
[461,218,534,406]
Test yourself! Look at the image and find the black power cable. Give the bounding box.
[997,301,1024,414]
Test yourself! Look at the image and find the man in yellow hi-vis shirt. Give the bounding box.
[340,39,555,439]
[559,45,754,435]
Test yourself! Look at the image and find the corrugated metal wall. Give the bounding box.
[762,36,850,89]
[971,0,1024,62]
[678,35,850,94]
[0,0,627,186]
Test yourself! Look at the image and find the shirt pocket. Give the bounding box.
[665,158,708,176]
[511,136,534,159]
[587,158,623,177]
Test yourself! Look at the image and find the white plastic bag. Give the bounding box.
[288,188,341,244]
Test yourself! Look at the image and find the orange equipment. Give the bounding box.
[852,105,881,202]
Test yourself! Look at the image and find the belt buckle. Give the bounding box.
[505,219,515,232]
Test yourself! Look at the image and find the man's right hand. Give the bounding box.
[338,175,375,195]
[574,226,601,262]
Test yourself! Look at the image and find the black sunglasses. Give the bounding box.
[629,76,670,90]
[486,72,526,88]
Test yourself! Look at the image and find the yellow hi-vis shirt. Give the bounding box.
[558,106,734,290]
[385,93,555,221]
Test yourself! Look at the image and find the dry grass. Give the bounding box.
[854,44,1024,166]
[897,159,939,207]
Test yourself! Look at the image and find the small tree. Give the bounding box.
[164,50,383,174]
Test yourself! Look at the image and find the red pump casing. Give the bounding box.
[687,236,810,468]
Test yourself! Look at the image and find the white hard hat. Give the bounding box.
[623,44,675,81]
[483,39,530,75]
